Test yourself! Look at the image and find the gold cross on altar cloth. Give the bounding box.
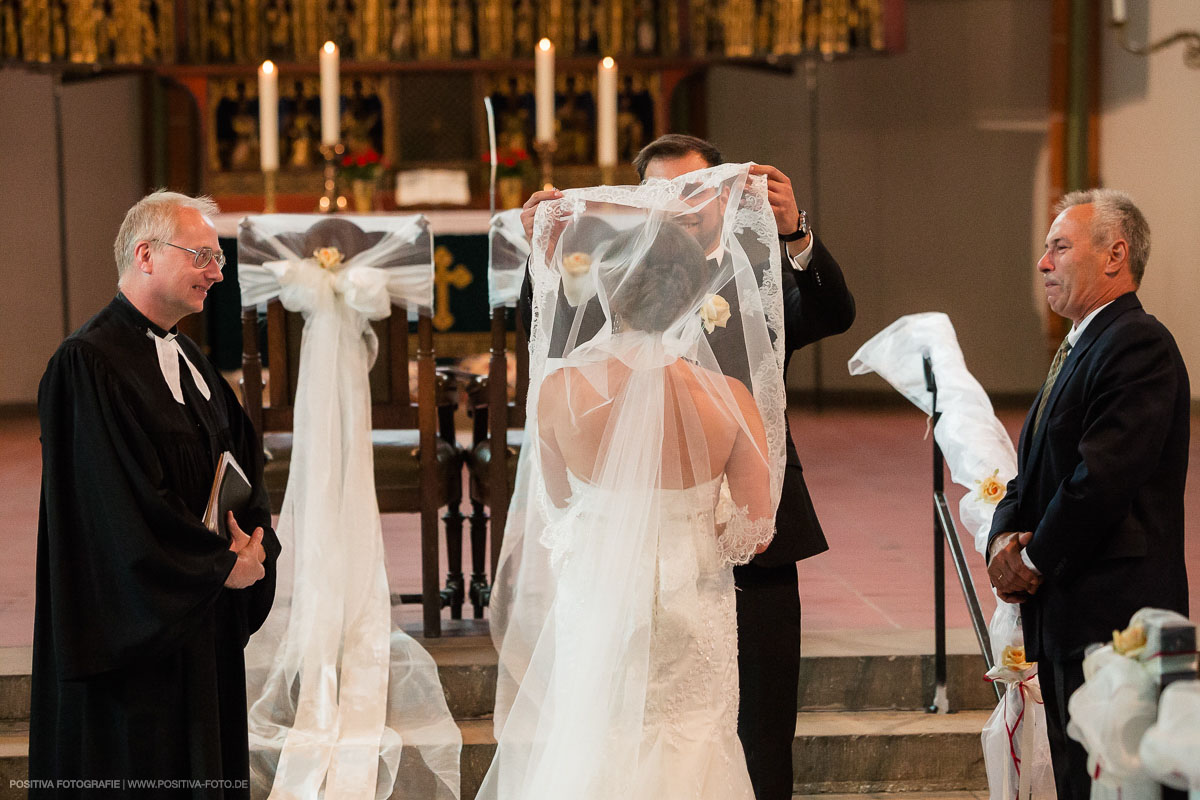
[433,245,474,331]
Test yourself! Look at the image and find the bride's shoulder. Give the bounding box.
[675,361,755,401]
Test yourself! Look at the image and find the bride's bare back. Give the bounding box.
[538,357,772,523]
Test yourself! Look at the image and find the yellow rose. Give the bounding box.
[563,252,592,277]
[313,246,344,270]
[1112,623,1147,657]
[1001,645,1033,671]
[699,294,732,334]
[975,469,1006,504]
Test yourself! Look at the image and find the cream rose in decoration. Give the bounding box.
[699,294,731,334]
[563,251,592,277]
[1112,623,1147,657]
[975,469,1006,504]
[313,247,345,270]
[1000,645,1033,671]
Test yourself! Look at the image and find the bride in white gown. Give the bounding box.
[478,164,788,800]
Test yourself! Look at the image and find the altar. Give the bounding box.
[207,209,501,369]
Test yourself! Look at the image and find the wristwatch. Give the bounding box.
[779,210,808,242]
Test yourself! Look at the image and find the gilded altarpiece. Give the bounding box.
[2,0,899,204]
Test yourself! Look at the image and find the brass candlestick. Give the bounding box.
[263,169,278,212]
[318,143,348,213]
[534,139,557,190]
[600,163,616,186]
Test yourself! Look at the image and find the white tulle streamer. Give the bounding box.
[848,312,1054,800]
[236,214,460,800]
[479,164,784,800]
[982,661,1054,800]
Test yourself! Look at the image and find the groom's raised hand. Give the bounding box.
[521,188,570,261]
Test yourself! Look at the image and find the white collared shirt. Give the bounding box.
[1067,299,1115,348]
[705,230,815,270]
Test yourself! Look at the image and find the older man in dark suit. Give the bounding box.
[986,189,1190,800]
[519,134,855,800]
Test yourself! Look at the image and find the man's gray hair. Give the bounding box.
[114,190,220,279]
[1056,188,1150,285]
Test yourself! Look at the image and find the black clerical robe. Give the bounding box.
[30,294,280,799]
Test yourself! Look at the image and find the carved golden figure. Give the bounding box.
[209,0,234,60]
[2,2,20,59]
[286,80,318,168]
[264,0,291,58]
[476,0,501,58]
[387,0,411,57]
[230,101,260,169]
[21,0,51,62]
[50,0,66,60]
[513,0,533,55]
[451,0,472,56]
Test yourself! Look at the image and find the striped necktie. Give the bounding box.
[1032,337,1072,436]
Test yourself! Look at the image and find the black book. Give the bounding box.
[202,451,252,541]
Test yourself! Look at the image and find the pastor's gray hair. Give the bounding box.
[1056,188,1150,285]
[114,190,219,279]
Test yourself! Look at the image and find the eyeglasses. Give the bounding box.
[156,241,226,270]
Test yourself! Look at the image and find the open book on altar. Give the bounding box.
[202,451,251,541]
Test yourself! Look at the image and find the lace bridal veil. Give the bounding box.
[479,163,787,799]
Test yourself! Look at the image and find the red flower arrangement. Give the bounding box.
[481,146,532,179]
[339,147,384,181]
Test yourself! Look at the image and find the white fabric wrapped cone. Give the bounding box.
[849,312,1057,800]
[237,214,460,800]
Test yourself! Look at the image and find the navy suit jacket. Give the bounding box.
[988,292,1190,661]
[519,234,855,566]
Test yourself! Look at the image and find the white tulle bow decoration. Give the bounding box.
[488,208,530,309]
[1067,645,1160,800]
[1139,680,1200,792]
[237,214,460,800]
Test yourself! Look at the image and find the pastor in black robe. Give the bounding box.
[30,293,281,799]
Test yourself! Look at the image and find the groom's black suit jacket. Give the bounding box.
[987,292,1190,662]
[518,234,855,566]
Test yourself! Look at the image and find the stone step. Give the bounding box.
[0,648,29,723]
[0,711,991,800]
[0,721,28,796]
[0,631,999,723]
[793,794,988,799]
[791,710,989,794]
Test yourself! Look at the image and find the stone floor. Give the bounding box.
[3,405,1199,647]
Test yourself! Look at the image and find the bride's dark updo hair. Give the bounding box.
[604,221,711,333]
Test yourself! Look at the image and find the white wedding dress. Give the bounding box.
[546,472,756,799]
[480,164,787,800]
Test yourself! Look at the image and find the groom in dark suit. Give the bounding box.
[519,134,855,800]
[986,189,1189,800]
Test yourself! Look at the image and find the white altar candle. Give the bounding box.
[259,60,279,171]
[1111,0,1126,23]
[597,56,617,168]
[535,38,555,143]
[320,41,340,146]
